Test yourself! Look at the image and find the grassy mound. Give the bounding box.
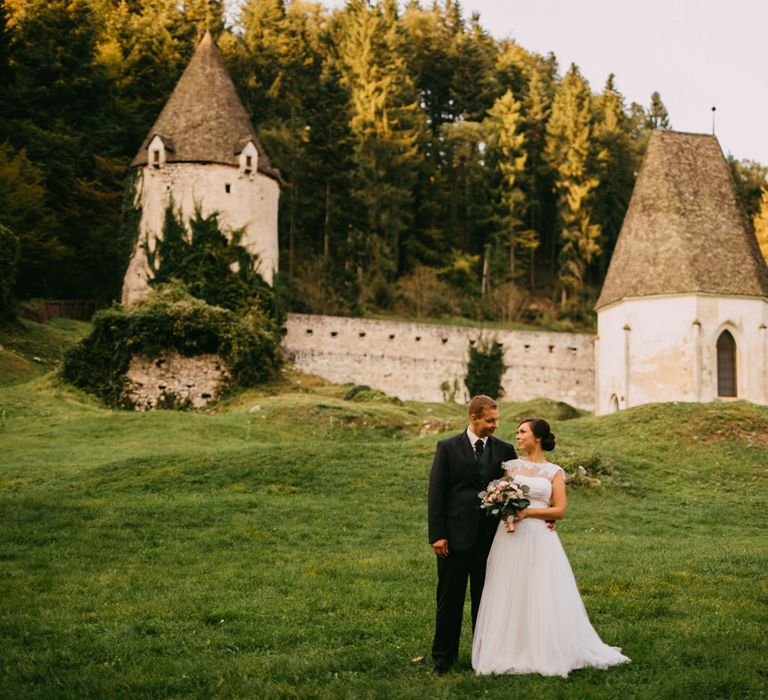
[0,317,90,386]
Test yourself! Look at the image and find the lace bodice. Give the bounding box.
[502,458,563,508]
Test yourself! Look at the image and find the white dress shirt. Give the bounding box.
[466,427,488,452]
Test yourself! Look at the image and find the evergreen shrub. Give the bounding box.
[61,282,279,407]
[0,224,20,323]
[147,205,280,322]
[343,384,402,405]
[464,337,506,399]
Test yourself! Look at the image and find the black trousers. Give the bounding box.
[431,537,493,666]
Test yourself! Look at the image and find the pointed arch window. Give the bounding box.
[716,330,737,397]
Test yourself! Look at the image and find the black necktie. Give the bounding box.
[474,439,485,460]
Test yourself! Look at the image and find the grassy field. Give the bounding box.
[0,318,91,386]
[1,330,767,697]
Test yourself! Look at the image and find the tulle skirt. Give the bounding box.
[472,517,630,677]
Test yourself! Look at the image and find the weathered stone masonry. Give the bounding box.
[283,313,595,410]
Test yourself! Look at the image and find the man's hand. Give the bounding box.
[546,520,556,531]
[431,539,449,558]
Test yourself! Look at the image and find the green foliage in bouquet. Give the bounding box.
[464,336,506,399]
[61,282,280,407]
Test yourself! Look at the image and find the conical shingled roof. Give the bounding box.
[130,31,278,179]
[596,130,768,309]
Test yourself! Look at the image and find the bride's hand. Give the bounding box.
[514,508,528,522]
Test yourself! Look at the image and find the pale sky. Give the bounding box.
[321,0,768,165]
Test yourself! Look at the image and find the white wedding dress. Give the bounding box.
[472,459,630,677]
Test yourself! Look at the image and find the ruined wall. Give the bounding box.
[283,314,595,410]
[121,353,230,410]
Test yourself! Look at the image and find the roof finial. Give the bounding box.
[711,106,716,136]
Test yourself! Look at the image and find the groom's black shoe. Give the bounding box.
[432,662,453,677]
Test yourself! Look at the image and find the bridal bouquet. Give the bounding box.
[478,477,530,533]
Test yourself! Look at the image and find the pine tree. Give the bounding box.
[434,119,492,272]
[592,74,638,278]
[337,0,426,280]
[399,0,494,275]
[754,188,768,262]
[484,89,535,288]
[519,53,557,287]
[545,64,601,309]
[646,90,670,129]
[5,0,123,298]
[93,0,190,151]
[0,223,20,323]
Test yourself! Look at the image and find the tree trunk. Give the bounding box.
[509,231,516,278]
[323,180,331,258]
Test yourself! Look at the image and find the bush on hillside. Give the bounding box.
[464,336,506,399]
[61,282,280,407]
[343,384,402,405]
[0,224,20,324]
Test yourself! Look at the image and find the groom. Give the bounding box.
[427,395,517,675]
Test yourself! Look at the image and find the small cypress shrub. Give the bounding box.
[62,282,279,407]
[0,224,19,324]
[464,337,506,399]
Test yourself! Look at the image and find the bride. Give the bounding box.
[472,418,630,677]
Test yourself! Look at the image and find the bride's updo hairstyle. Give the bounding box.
[519,418,556,452]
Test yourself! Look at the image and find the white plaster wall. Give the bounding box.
[596,294,768,414]
[283,313,595,409]
[122,163,279,304]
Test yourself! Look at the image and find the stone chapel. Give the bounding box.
[121,31,279,305]
[594,130,768,415]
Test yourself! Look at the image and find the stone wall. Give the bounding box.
[121,353,230,410]
[283,314,595,410]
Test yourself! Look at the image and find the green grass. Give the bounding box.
[1,369,767,698]
[0,318,91,386]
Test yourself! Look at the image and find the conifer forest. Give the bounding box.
[1,0,766,325]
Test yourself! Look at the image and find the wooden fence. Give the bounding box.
[18,299,104,323]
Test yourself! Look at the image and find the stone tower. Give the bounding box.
[595,130,768,415]
[121,31,280,305]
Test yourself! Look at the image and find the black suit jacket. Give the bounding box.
[428,431,517,551]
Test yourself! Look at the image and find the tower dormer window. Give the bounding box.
[238,141,258,174]
[148,134,172,168]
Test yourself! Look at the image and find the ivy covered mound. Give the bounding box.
[62,284,279,408]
